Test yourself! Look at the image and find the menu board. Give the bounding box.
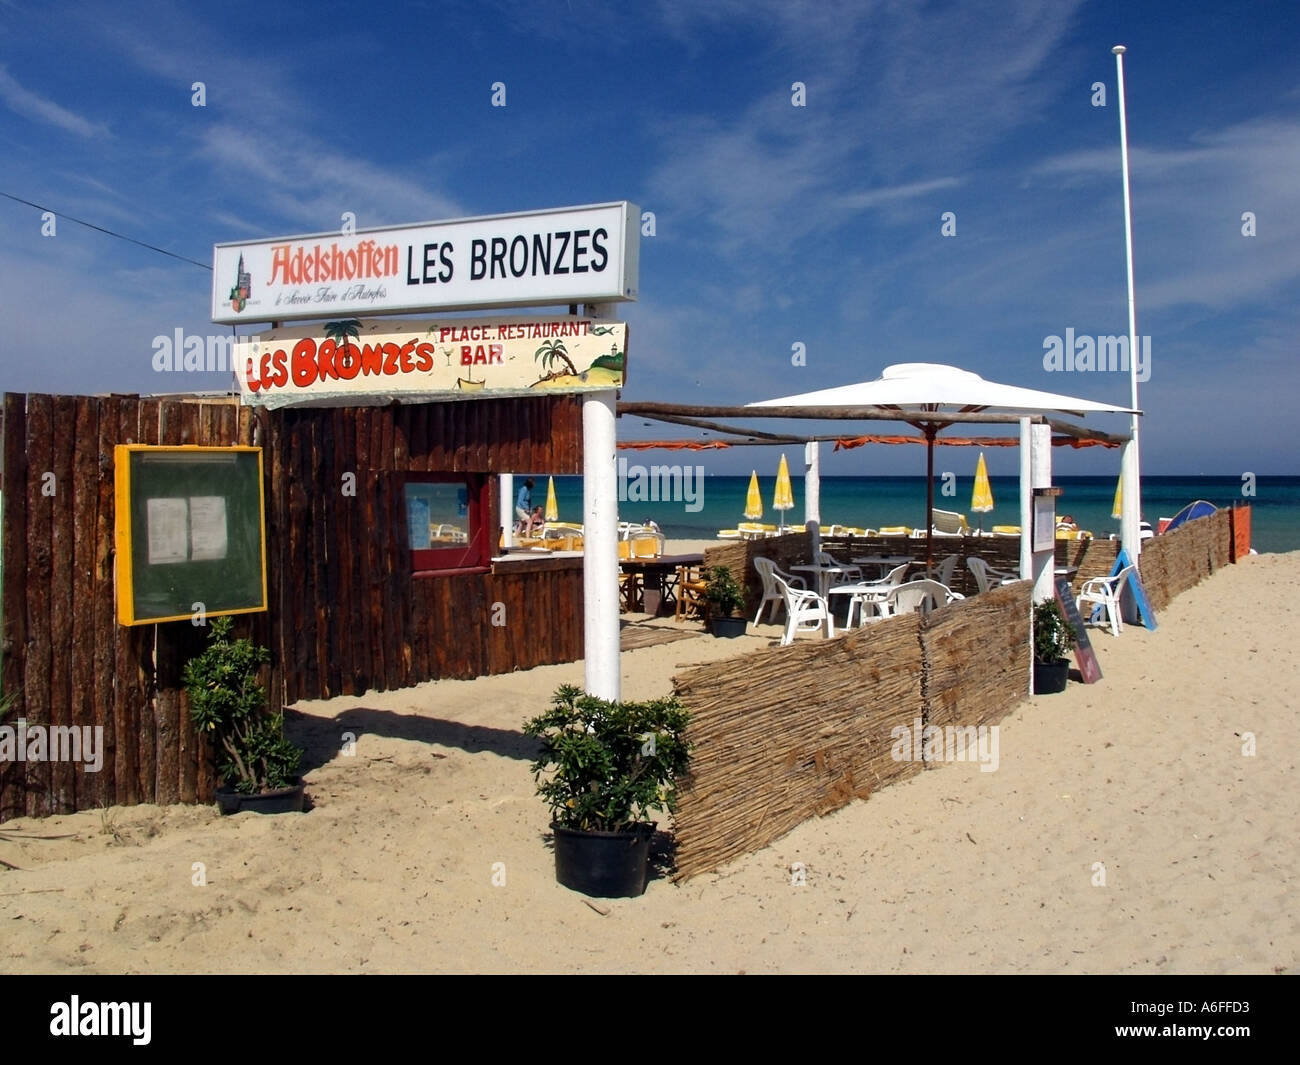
[115,446,267,625]
[1055,576,1102,684]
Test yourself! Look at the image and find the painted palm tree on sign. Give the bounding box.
[323,319,362,370]
[534,338,579,381]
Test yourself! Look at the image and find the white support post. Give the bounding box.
[583,389,620,701]
[1120,438,1140,558]
[1115,45,1143,559]
[804,440,821,558]
[1018,418,1032,580]
[1019,418,1034,697]
[499,473,515,550]
[1030,423,1055,603]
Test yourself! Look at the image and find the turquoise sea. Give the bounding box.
[539,475,1300,554]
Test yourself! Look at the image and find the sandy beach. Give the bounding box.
[1,549,1296,975]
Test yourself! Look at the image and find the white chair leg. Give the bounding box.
[781,615,796,645]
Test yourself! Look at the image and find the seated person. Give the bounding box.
[514,478,536,535]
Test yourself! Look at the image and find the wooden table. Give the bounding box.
[619,553,705,616]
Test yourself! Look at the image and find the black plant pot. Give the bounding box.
[553,822,655,898]
[709,614,748,638]
[215,780,307,816]
[1033,658,1070,695]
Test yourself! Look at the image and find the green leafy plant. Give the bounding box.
[523,685,691,834]
[1033,598,1076,664]
[182,616,301,794]
[703,565,745,618]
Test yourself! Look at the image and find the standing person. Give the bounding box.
[516,478,536,535]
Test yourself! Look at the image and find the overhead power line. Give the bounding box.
[0,190,212,271]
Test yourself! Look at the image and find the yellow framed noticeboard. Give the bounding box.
[114,445,268,625]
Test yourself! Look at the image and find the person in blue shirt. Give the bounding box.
[515,478,536,535]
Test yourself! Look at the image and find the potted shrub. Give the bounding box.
[523,685,690,898]
[183,616,306,814]
[1032,597,1076,694]
[703,565,747,638]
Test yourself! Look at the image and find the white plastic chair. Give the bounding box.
[935,553,959,588]
[771,572,833,645]
[885,579,964,617]
[831,563,912,627]
[966,556,1017,593]
[816,550,863,585]
[752,556,806,624]
[1077,564,1135,637]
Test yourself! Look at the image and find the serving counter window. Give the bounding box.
[403,473,492,574]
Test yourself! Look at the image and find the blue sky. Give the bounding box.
[2,0,1298,476]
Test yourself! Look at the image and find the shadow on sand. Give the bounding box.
[284,704,539,777]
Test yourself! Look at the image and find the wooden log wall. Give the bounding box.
[1,394,248,820]
[670,578,1032,880]
[2,392,583,822]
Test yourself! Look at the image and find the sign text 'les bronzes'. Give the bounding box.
[233,317,627,408]
[212,202,639,324]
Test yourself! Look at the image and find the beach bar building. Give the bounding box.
[0,202,640,821]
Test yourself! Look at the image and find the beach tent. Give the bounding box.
[748,363,1137,567]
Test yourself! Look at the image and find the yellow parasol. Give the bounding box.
[1111,474,1123,521]
[773,454,795,531]
[743,470,763,520]
[970,452,994,532]
[545,476,559,522]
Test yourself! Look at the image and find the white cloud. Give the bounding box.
[0,65,110,138]
[1034,116,1300,311]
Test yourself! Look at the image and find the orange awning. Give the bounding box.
[832,434,1118,451]
[618,440,733,450]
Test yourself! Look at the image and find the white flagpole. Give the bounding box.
[1114,44,1143,558]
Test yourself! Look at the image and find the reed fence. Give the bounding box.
[670,580,1031,880]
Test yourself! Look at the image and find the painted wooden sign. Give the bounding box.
[1113,548,1157,630]
[1055,576,1102,684]
[233,316,627,407]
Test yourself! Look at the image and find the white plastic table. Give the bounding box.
[789,563,850,601]
[828,582,892,627]
[851,555,914,579]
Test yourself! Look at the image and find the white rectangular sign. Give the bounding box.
[234,315,627,407]
[213,202,639,324]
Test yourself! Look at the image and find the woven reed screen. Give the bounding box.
[670,583,1031,880]
[924,582,1031,736]
[1136,510,1232,613]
